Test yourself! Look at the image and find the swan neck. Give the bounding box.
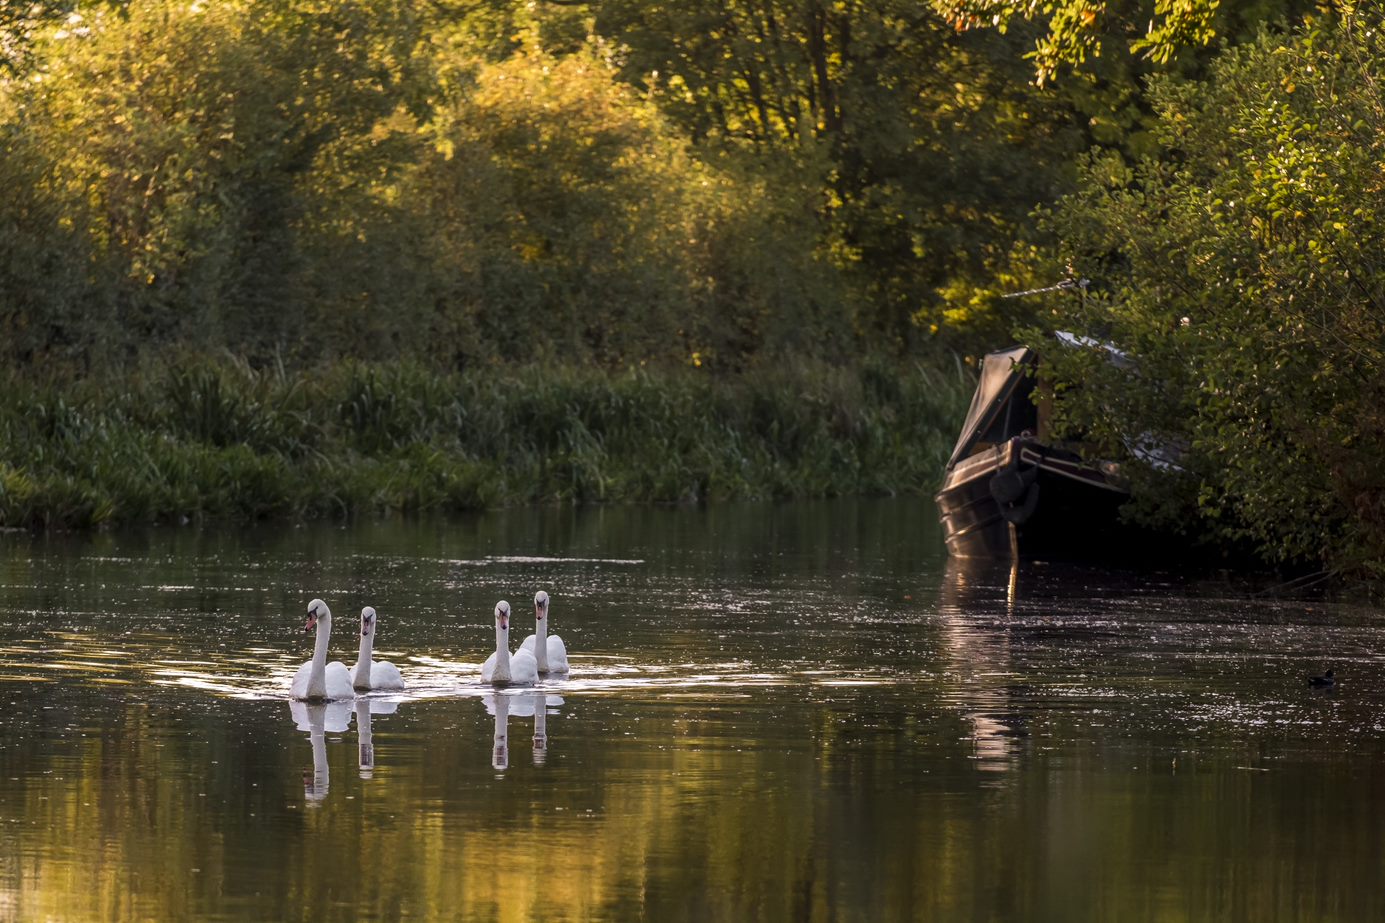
[355,628,373,680]
[313,616,332,665]
[534,614,549,670]
[309,615,331,694]
[494,622,511,678]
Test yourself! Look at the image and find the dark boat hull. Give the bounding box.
[935,438,1134,559]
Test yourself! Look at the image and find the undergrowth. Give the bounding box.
[0,357,971,529]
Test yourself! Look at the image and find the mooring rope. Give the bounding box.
[998,278,1090,299]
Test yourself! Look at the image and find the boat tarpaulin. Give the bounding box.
[945,346,1037,470]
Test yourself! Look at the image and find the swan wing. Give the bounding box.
[325,661,356,700]
[289,661,314,700]
[371,660,405,690]
[518,634,537,654]
[481,651,498,683]
[510,649,539,685]
[546,634,569,672]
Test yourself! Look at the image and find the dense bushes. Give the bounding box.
[0,2,848,372]
[1032,13,1385,574]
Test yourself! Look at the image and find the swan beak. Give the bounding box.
[303,614,318,633]
[498,614,509,631]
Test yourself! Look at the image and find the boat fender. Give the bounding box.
[1000,482,1040,524]
[989,462,1039,524]
[988,465,1037,505]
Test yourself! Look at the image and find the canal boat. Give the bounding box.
[934,343,1139,559]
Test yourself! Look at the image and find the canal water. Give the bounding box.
[0,500,1381,921]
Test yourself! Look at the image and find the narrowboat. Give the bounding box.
[934,344,1139,558]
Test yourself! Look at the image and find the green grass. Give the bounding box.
[0,356,972,529]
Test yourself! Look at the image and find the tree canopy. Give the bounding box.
[2,0,1380,569]
[1029,11,1385,571]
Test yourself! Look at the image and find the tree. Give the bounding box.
[574,0,1097,350]
[1030,12,1385,572]
[9,0,436,362]
[413,38,844,368]
[928,0,1337,84]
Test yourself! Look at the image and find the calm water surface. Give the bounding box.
[0,500,1382,921]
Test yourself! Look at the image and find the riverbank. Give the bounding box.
[0,358,970,530]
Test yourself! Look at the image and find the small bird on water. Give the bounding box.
[1308,669,1335,689]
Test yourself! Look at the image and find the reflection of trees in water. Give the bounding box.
[0,688,1380,922]
[4,582,1385,918]
[0,498,934,648]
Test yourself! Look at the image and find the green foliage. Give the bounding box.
[1030,12,1385,572]
[0,358,971,529]
[0,113,114,369]
[4,0,442,362]
[929,0,1334,84]
[2,0,1353,554]
[413,40,845,368]
[1,3,856,369]
[583,0,1098,351]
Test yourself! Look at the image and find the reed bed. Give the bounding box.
[0,357,972,529]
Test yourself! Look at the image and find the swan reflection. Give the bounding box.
[289,697,402,801]
[483,692,564,771]
[289,699,352,804]
[356,697,400,780]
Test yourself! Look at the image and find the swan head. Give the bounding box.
[494,600,511,632]
[304,598,329,633]
[534,590,549,620]
[360,606,377,637]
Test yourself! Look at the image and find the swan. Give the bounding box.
[481,600,538,685]
[518,590,569,674]
[350,606,406,691]
[289,598,356,701]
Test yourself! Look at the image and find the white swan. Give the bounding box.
[289,599,356,701]
[350,606,406,691]
[481,600,538,685]
[518,590,569,674]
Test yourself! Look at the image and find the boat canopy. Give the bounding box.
[945,346,1039,470]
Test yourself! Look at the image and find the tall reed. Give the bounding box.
[0,357,972,529]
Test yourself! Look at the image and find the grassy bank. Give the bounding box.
[0,358,971,530]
